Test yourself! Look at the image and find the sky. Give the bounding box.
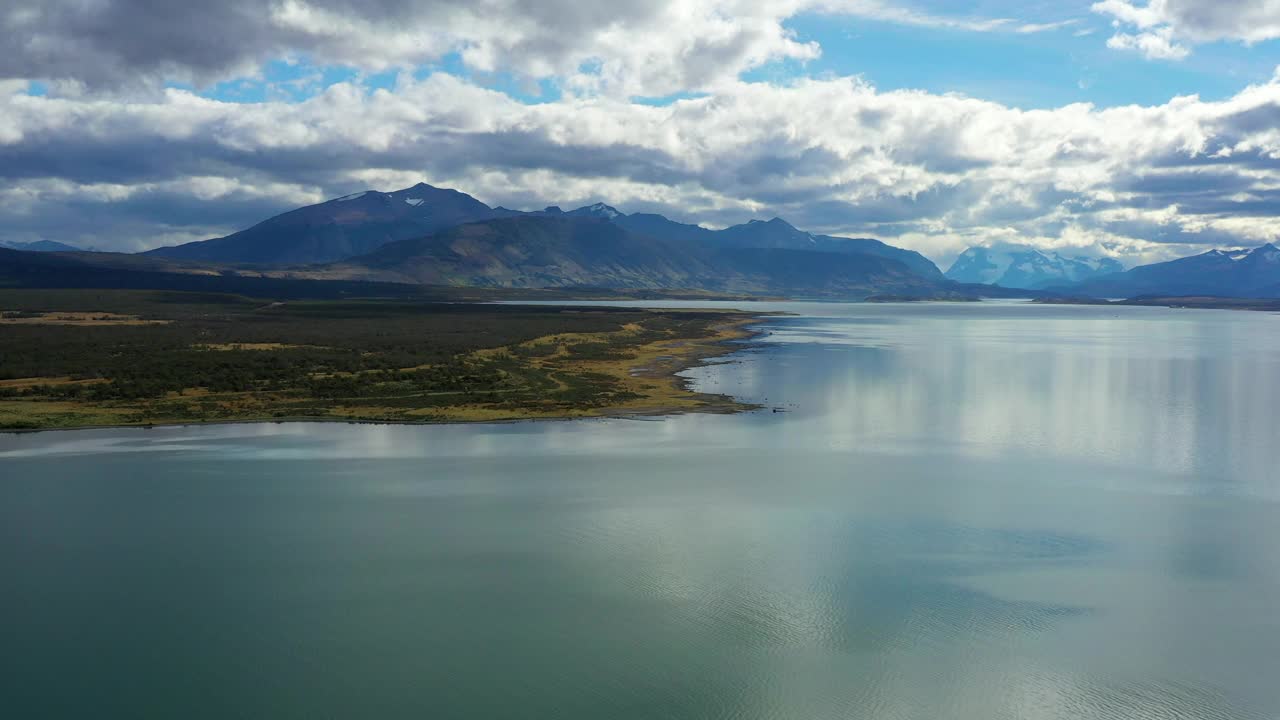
[4,1,1280,267]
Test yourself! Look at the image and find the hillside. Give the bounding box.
[315,215,952,298]
[325,216,712,289]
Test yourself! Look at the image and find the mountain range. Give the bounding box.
[147,183,941,279]
[1062,244,1280,298]
[13,181,1280,301]
[945,244,1124,289]
[0,239,81,252]
[308,215,948,297]
[136,182,970,298]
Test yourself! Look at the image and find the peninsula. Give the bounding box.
[0,289,767,431]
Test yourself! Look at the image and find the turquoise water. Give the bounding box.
[3,301,1278,719]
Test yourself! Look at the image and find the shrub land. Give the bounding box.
[0,289,761,430]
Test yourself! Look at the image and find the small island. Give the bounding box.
[0,289,768,431]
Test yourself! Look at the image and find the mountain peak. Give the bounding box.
[389,182,457,196]
[746,217,795,228]
[149,182,499,265]
[1250,243,1280,263]
[567,202,622,219]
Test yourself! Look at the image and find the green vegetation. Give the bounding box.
[0,289,762,430]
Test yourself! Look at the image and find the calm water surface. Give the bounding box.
[3,301,1278,719]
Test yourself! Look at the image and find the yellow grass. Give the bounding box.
[0,376,108,389]
[572,317,757,415]
[0,311,169,326]
[466,313,759,417]
[0,400,138,429]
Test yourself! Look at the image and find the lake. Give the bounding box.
[3,300,1278,719]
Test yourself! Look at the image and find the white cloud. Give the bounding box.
[1105,27,1190,59]
[3,1,1079,98]
[1094,0,1280,59]
[1015,20,1080,34]
[0,1,1274,265]
[5,69,1280,263]
[0,0,822,98]
[812,1,1078,34]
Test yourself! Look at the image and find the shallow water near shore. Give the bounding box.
[3,300,1279,719]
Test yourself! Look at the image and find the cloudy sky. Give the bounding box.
[4,0,1280,266]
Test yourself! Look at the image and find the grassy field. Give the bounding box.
[0,289,764,430]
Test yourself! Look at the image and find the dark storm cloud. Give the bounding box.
[1118,170,1256,197]
[0,0,813,96]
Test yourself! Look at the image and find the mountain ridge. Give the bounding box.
[1062,243,1280,298]
[143,182,944,281]
[0,239,81,252]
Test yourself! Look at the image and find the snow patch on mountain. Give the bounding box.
[1253,243,1280,264]
[567,203,622,219]
[946,244,1125,289]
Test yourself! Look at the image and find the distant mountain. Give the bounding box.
[564,202,623,220]
[4,219,1047,301]
[314,215,950,298]
[141,183,944,283]
[946,245,1124,289]
[1066,244,1280,298]
[0,239,80,252]
[145,183,501,266]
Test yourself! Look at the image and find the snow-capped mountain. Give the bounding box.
[565,202,622,219]
[945,245,1124,289]
[1069,243,1280,298]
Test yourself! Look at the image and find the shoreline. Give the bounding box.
[1,313,776,435]
[1035,296,1280,312]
